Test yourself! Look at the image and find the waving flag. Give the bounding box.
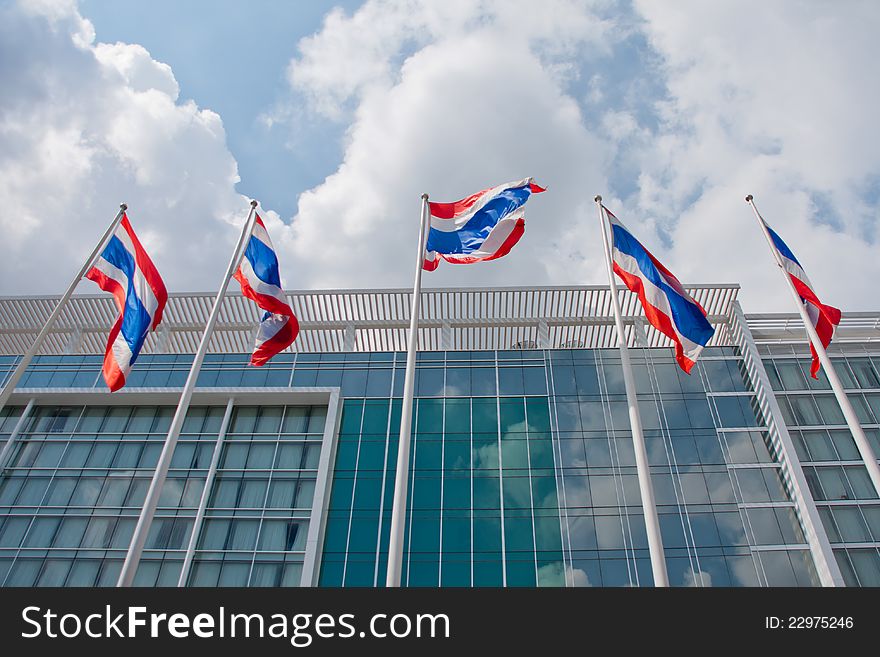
[85,213,168,391]
[764,220,841,379]
[423,177,545,271]
[606,207,715,373]
[233,214,299,366]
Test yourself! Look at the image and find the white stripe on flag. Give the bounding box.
[90,256,135,373]
[612,247,705,362]
[238,255,288,307]
[429,177,533,233]
[250,218,275,251]
[777,254,814,292]
[114,225,161,321]
[255,313,289,346]
[111,328,134,374]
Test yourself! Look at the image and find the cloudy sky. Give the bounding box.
[1,0,878,312]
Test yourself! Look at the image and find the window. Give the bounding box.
[775,361,806,390]
[848,359,880,389]
[258,520,306,551]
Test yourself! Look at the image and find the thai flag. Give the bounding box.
[85,213,168,391]
[423,177,545,270]
[233,214,299,366]
[606,206,715,373]
[764,220,841,379]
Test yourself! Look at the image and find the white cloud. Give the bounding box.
[279,0,614,291]
[683,567,712,588]
[4,0,879,317]
[0,0,250,295]
[631,0,880,311]
[94,42,179,98]
[278,0,880,312]
[536,561,591,587]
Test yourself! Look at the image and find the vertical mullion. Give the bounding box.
[177,397,235,586]
[495,350,507,586]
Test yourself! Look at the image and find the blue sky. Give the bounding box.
[80,0,359,219]
[1,0,879,313]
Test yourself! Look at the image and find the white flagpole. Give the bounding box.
[595,196,669,587]
[386,193,430,587]
[0,204,128,415]
[117,200,259,587]
[747,194,880,497]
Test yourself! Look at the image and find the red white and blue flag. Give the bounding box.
[233,214,299,366]
[85,213,168,391]
[764,220,841,379]
[423,177,545,271]
[606,206,715,373]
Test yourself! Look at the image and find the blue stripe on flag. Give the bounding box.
[611,223,714,347]
[100,235,153,360]
[765,224,802,267]
[244,234,282,287]
[426,185,531,255]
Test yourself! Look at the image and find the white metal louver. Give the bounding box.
[0,285,747,355]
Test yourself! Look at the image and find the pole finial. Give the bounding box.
[250,199,258,208]
[745,194,753,202]
[120,203,127,212]
[594,195,602,203]
[421,193,429,200]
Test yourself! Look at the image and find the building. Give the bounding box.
[0,285,877,587]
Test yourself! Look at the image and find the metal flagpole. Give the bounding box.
[117,200,259,587]
[0,204,128,415]
[594,196,669,587]
[386,193,430,587]
[747,194,880,497]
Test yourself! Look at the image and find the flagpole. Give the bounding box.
[386,193,430,587]
[595,196,669,587]
[117,200,259,587]
[747,194,880,497]
[0,204,128,415]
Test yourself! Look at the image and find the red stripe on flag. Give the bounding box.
[84,267,126,316]
[438,217,525,266]
[233,269,296,317]
[119,214,168,330]
[101,317,127,392]
[788,275,841,379]
[85,268,130,391]
[644,249,708,316]
[250,315,299,367]
[428,186,494,219]
[613,263,697,373]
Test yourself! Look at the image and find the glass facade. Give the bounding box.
[0,401,326,587]
[0,295,878,588]
[762,351,880,586]
[317,347,817,587]
[320,351,564,587]
[183,404,325,587]
[0,403,179,586]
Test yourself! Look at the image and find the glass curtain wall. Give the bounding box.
[0,404,178,586]
[0,403,326,587]
[0,345,840,587]
[319,347,819,587]
[184,405,325,587]
[763,351,880,586]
